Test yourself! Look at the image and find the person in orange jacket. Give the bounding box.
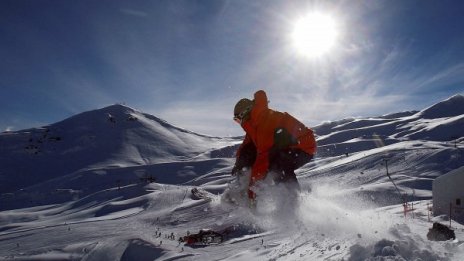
[232,90,317,200]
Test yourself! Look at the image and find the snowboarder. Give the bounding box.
[232,90,317,201]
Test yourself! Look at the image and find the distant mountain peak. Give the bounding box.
[98,103,137,114]
[417,93,464,119]
[0,102,223,194]
[448,93,464,100]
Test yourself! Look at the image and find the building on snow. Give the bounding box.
[433,166,464,223]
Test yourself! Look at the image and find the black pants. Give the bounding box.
[237,143,312,187]
[268,148,313,187]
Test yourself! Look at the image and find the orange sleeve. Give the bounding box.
[279,112,317,155]
[250,152,269,184]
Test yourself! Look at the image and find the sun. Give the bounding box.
[291,13,337,58]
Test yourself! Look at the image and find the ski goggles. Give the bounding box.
[233,107,252,124]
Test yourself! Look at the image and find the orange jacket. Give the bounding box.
[237,90,317,186]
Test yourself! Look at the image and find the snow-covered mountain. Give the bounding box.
[0,104,236,208]
[1,96,463,260]
[314,94,464,156]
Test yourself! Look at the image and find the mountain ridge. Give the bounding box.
[0,104,233,194]
[1,94,463,203]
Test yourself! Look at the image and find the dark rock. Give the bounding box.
[427,222,456,241]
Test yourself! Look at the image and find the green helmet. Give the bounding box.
[234,98,253,123]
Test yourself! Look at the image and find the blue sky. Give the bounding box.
[1,0,464,136]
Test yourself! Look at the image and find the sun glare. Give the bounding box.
[292,13,337,58]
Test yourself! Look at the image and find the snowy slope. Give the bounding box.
[1,96,464,260]
[0,104,237,207]
[314,94,464,157]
